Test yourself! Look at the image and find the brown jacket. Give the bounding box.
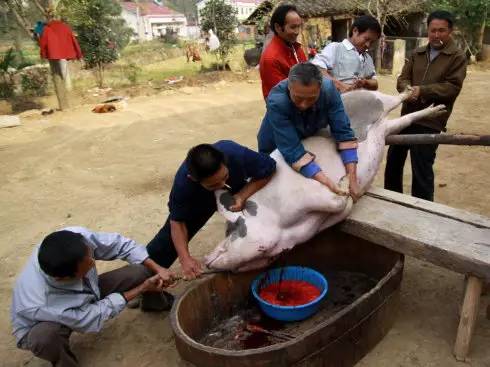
[396,38,467,131]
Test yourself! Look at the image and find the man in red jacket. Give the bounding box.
[259,4,307,99]
[39,20,82,60]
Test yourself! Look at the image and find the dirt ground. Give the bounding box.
[1,70,489,367]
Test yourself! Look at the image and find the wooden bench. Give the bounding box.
[340,187,490,361]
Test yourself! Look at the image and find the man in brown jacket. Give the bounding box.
[384,10,467,201]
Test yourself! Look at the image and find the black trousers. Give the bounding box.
[384,124,440,202]
[146,210,215,267]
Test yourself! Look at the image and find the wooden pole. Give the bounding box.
[49,60,70,110]
[454,276,483,361]
[386,134,490,146]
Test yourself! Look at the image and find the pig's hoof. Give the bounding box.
[339,175,350,193]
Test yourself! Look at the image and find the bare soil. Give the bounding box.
[0,70,489,367]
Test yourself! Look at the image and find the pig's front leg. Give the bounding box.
[302,179,350,214]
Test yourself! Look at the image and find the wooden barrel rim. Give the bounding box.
[170,257,403,357]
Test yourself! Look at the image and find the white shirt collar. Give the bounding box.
[342,38,355,51]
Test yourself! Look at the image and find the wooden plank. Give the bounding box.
[454,276,483,361]
[366,187,490,229]
[340,192,490,280]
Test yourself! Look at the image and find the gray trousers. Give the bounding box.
[24,264,151,367]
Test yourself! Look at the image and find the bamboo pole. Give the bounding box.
[385,134,490,146]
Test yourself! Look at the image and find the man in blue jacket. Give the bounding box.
[257,62,360,200]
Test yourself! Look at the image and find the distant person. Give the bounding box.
[311,16,381,93]
[147,141,276,280]
[11,227,175,367]
[206,29,220,51]
[308,42,318,60]
[384,10,467,201]
[258,63,361,201]
[259,4,307,99]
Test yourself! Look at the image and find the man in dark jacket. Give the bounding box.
[384,10,467,201]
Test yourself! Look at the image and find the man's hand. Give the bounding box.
[228,194,245,212]
[143,258,176,286]
[334,80,354,94]
[344,162,361,202]
[408,86,421,102]
[348,177,362,203]
[352,78,365,89]
[180,255,203,280]
[141,274,165,293]
[155,266,177,287]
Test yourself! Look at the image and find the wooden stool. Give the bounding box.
[341,188,490,361]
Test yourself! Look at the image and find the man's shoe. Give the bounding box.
[141,291,174,312]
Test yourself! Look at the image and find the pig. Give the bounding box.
[205,90,446,271]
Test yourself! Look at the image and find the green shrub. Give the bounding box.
[0,81,15,99]
[0,48,16,99]
[20,66,50,96]
[124,62,142,85]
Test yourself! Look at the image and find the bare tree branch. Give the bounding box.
[5,3,32,36]
[31,0,48,17]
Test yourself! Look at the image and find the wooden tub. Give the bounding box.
[171,228,404,367]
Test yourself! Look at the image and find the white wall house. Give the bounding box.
[197,0,263,23]
[121,1,189,41]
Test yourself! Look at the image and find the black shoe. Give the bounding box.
[141,291,174,312]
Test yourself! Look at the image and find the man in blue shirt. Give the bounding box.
[257,62,360,200]
[147,140,276,279]
[12,227,175,367]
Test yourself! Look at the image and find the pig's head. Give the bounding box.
[204,190,280,271]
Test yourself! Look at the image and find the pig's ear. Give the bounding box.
[215,190,242,222]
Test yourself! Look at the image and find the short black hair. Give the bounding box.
[289,62,323,86]
[270,4,299,35]
[38,231,87,278]
[186,144,225,181]
[349,15,382,37]
[427,10,454,29]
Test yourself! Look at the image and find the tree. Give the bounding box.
[164,0,198,21]
[58,0,132,87]
[199,0,239,70]
[355,0,427,71]
[430,0,488,60]
[2,0,72,109]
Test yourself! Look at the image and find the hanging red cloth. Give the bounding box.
[40,20,83,60]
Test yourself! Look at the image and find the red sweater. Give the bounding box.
[40,21,83,60]
[259,35,307,99]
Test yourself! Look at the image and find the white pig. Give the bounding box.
[205,90,446,271]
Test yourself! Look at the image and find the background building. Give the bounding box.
[121,1,189,41]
